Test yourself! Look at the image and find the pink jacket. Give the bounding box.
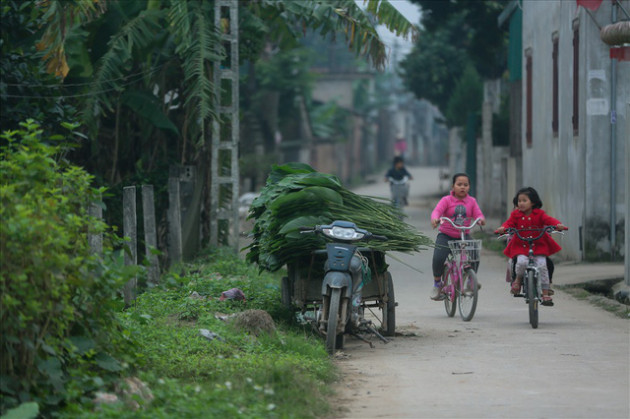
[431,192,485,239]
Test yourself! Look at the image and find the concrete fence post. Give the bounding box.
[168,177,183,266]
[88,201,103,255]
[123,186,137,306]
[142,185,160,286]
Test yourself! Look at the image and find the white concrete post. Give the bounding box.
[481,101,493,213]
[123,186,137,306]
[142,185,160,286]
[88,201,103,255]
[168,177,183,266]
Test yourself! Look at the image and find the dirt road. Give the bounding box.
[332,167,629,419]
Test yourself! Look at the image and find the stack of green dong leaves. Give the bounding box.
[245,163,432,272]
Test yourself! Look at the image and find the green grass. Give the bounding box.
[63,248,335,418]
[557,285,630,319]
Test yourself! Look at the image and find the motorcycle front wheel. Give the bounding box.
[326,288,343,354]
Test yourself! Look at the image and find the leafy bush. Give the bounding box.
[0,120,138,415]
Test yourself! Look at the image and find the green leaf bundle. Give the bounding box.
[245,163,432,272]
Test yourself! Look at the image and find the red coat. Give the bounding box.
[502,208,562,258]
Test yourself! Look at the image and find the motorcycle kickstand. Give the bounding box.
[349,332,374,348]
[358,319,389,344]
[366,324,390,344]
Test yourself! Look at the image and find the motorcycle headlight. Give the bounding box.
[322,226,365,240]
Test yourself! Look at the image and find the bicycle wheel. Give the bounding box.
[443,265,457,317]
[458,269,478,322]
[526,271,539,329]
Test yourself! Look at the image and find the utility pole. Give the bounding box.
[211,0,240,250]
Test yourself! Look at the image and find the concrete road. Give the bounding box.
[332,167,629,419]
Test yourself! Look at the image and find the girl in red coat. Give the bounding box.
[495,187,567,305]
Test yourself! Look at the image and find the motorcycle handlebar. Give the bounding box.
[370,234,388,241]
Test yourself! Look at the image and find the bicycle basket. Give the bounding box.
[448,240,482,262]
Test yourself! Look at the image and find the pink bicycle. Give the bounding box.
[439,217,483,321]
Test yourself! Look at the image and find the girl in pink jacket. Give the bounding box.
[429,173,485,300]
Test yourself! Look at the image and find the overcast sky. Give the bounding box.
[362,0,423,67]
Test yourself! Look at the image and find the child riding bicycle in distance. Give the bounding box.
[430,173,485,300]
[384,156,413,182]
[495,187,568,306]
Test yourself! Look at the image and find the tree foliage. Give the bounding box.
[0,1,79,135]
[399,0,507,122]
[445,63,483,127]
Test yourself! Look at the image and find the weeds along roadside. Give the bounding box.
[66,248,336,418]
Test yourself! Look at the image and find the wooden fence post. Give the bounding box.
[168,177,183,266]
[123,186,137,306]
[142,185,160,286]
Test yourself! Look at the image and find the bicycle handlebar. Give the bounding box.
[439,216,484,231]
[495,226,565,242]
[388,176,409,185]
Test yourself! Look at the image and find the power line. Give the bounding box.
[1,63,163,91]
[1,66,164,99]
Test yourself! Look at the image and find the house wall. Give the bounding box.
[583,3,629,260]
[311,75,356,109]
[522,0,628,261]
[310,73,375,183]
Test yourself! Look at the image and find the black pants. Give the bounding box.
[432,233,478,278]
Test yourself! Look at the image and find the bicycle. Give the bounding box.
[438,217,483,322]
[388,176,409,208]
[496,226,564,329]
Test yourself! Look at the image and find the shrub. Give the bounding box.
[0,120,138,415]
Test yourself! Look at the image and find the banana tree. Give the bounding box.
[30,0,418,245]
[35,0,417,140]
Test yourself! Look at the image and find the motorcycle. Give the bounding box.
[282,220,395,354]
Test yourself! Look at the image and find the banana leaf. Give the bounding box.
[245,163,432,272]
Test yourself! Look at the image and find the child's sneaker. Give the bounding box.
[430,283,444,300]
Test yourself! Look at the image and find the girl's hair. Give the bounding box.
[393,156,404,165]
[513,187,543,209]
[452,172,470,185]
